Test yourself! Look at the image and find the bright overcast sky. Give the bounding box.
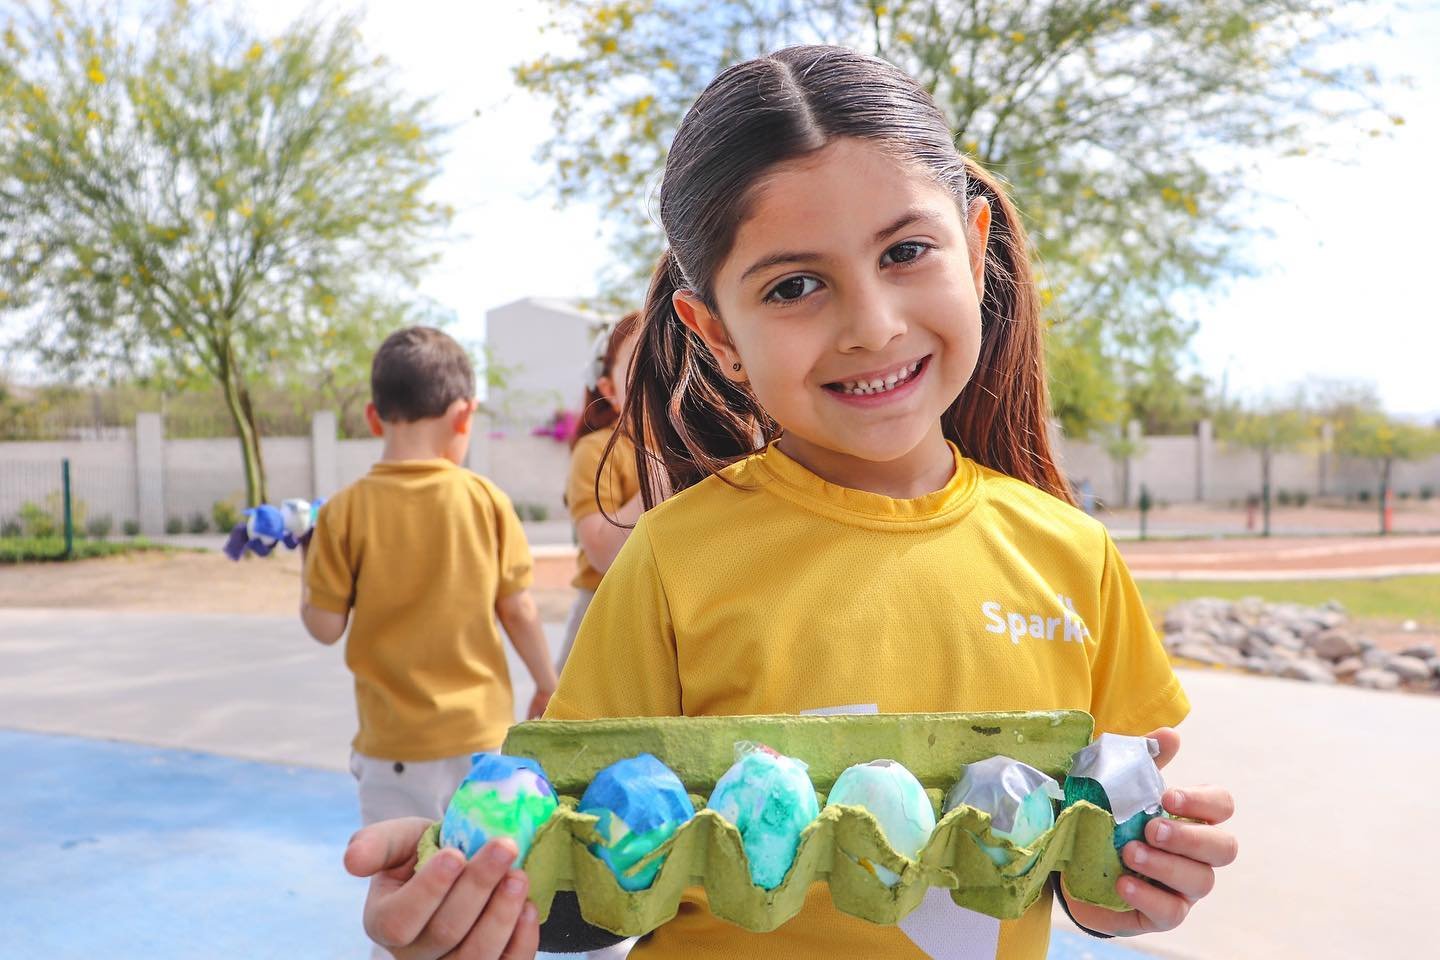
[24,0,1440,419]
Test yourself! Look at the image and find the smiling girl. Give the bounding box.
[345,45,1237,960]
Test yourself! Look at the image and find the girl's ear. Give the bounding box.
[364,402,384,438]
[673,289,746,382]
[596,374,619,409]
[966,196,992,304]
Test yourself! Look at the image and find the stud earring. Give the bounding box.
[732,362,742,372]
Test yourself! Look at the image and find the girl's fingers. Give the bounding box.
[1116,873,1190,933]
[451,869,530,959]
[367,848,465,950]
[1122,842,1215,902]
[1141,728,1180,769]
[1163,786,1236,825]
[1147,816,1240,868]
[417,840,519,956]
[501,902,540,960]
[346,817,437,878]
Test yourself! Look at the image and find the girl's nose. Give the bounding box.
[836,281,906,353]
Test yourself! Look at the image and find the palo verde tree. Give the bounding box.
[0,1,451,504]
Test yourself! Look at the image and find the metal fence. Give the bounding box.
[0,458,142,558]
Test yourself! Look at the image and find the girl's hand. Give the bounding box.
[1062,728,1238,936]
[526,689,553,720]
[343,817,540,960]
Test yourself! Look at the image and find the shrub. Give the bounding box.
[1356,489,1371,503]
[1421,486,1434,501]
[212,499,240,533]
[122,519,141,537]
[187,511,209,534]
[0,517,21,537]
[0,536,166,563]
[19,501,56,538]
[166,516,184,535]
[1276,489,1293,506]
[1294,490,1309,507]
[85,514,114,540]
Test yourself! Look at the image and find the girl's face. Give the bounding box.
[598,330,639,415]
[674,137,990,480]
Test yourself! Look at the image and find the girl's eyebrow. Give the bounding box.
[739,208,949,283]
[872,208,946,242]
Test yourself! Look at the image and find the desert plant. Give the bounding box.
[166,516,184,535]
[187,512,209,534]
[122,519,141,537]
[85,514,114,540]
[19,502,56,538]
[212,499,240,533]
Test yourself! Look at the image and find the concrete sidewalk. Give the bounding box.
[4,609,1435,957]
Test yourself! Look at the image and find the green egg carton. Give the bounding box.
[416,711,1128,936]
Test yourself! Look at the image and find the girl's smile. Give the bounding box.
[822,354,930,405]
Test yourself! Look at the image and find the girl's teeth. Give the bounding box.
[837,360,921,395]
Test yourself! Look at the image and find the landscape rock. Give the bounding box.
[1309,630,1362,662]
[1354,668,1401,692]
[1387,656,1432,683]
[1333,657,1365,680]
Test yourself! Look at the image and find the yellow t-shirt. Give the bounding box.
[547,441,1189,960]
[567,427,641,591]
[306,459,533,761]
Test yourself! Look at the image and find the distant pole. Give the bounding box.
[62,458,74,559]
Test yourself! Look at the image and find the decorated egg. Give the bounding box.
[578,753,696,891]
[440,753,558,866]
[825,759,935,885]
[706,744,820,890]
[944,755,1061,871]
[1062,733,1167,850]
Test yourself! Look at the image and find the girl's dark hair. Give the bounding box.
[570,311,641,450]
[616,44,1071,509]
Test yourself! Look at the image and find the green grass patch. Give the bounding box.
[0,536,173,564]
[1138,576,1440,625]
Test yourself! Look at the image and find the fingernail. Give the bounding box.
[521,902,537,923]
[485,841,516,865]
[1153,820,1172,844]
[435,852,462,878]
[1131,844,1148,865]
[1169,790,1185,810]
[503,874,527,895]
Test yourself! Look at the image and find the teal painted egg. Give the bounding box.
[825,759,935,885]
[706,744,819,890]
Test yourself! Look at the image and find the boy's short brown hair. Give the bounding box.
[370,326,476,422]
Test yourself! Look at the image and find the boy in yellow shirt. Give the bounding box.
[300,326,558,827]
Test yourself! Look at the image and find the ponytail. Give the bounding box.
[601,251,776,510]
[944,159,1074,506]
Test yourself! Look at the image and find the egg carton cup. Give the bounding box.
[416,711,1128,936]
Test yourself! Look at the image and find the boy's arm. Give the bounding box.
[300,522,352,646]
[496,589,558,718]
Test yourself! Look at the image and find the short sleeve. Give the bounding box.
[1088,533,1190,736]
[545,518,682,720]
[566,434,609,523]
[304,498,354,614]
[490,484,534,598]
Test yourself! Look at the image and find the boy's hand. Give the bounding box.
[1062,728,1238,936]
[526,689,552,720]
[344,817,539,960]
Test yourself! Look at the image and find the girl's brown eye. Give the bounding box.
[766,275,820,302]
[882,241,929,266]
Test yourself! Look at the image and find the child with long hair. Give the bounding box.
[345,46,1236,960]
[558,312,644,673]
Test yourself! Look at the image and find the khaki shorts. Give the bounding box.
[348,750,481,826]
